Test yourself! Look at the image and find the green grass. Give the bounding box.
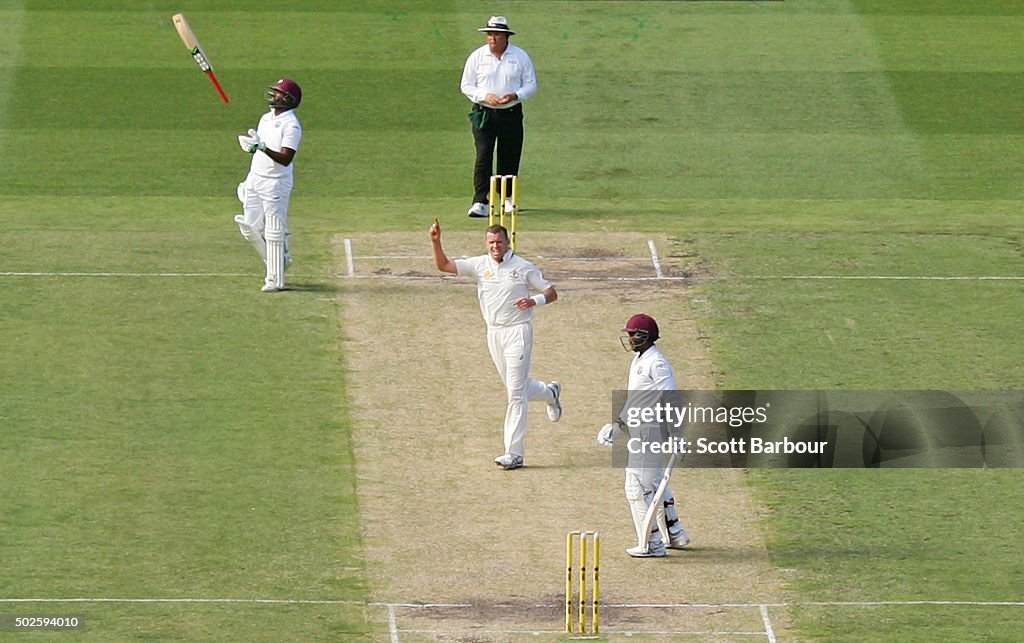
[0,223,369,638]
[689,230,1024,389]
[1,0,1022,640]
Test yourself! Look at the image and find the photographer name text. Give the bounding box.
[627,436,829,456]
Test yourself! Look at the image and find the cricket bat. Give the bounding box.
[636,451,682,553]
[172,13,229,103]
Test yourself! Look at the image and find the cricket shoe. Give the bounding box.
[467,202,488,218]
[626,543,667,558]
[494,453,524,470]
[546,381,562,422]
[668,528,691,549]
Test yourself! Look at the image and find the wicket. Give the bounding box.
[487,174,518,250]
[565,530,600,634]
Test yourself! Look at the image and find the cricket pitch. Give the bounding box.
[337,232,792,640]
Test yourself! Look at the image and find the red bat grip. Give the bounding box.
[206,71,229,103]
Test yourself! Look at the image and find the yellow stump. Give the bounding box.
[486,174,518,251]
[564,532,573,633]
[592,533,600,634]
[578,531,586,633]
[565,531,600,634]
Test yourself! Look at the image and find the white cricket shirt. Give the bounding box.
[250,108,302,179]
[455,250,551,328]
[620,344,679,434]
[628,345,678,391]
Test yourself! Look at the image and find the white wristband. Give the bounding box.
[531,294,547,307]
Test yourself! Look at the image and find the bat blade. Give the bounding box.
[171,13,200,50]
[636,451,682,553]
[172,13,229,103]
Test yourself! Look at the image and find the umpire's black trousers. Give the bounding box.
[471,103,524,204]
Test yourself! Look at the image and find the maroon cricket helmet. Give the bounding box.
[267,78,302,109]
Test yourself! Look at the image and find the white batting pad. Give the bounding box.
[263,214,286,291]
[234,215,267,263]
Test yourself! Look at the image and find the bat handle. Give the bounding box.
[207,71,229,103]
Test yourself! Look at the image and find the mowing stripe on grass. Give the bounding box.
[0,3,24,135]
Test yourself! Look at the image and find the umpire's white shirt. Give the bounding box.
[455,250,551,328]
[250,108,302,179]
[460,43,538,108]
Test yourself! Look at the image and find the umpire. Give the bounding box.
[460,16,538,218]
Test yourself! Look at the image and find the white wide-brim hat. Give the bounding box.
[478,16,515,35]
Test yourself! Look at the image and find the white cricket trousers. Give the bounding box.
[240,172,292,236]
[625,425,671,549]
[486,322,552,457]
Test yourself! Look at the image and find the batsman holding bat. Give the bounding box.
[234,79,303,292]
[597,314,692,557]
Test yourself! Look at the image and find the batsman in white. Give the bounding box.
[597,314,691,557]
[430,220,562,470]
[235,78,303,292]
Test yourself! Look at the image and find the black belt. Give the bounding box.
[474,103,523,113]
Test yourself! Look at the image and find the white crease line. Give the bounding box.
[605,601,1024,608]
[749,275,1024,281]
[0,272,250,278]
[4,598,1022,608]
[396,627,765,636]
[334,273,1021,283]
[4,270,1020,283]
[799,600,1024,607]
[647,239,664,279]
[353,255,653,262]
[336,274,693,283]
[760,604,777,643]
[567,275,690,282]
[0,598,359,605]
[344,238,355,278]
[387,604,400,643]
[372,602,473,608]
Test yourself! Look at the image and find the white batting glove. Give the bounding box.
[247,129,267,151]
[238,129,266,154]
[597,422,618,447]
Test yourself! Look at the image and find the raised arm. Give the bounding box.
[430,218,457,274]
